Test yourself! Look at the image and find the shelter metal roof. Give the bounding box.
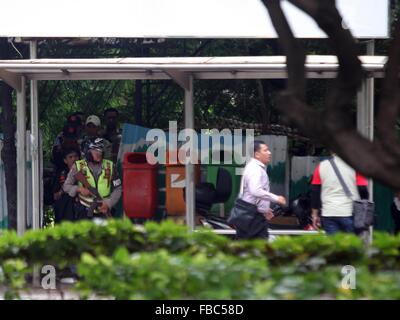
[0,55,388,86]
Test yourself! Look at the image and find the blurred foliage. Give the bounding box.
[0,219,399,299]
[77,248,268,300]
[0,219,399,271]
[0,259,29,300]
[77,250,400,300]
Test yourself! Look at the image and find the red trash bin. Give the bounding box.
[123,152,158,218]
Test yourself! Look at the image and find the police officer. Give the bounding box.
[63,137,122,219]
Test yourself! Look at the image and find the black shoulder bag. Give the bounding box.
[328,158,374,229]
[227,174,268,239]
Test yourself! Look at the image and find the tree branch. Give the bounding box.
[262,0,306,99]
[376,16,400,158]
[261,0,400,188]
[290,0,362,132]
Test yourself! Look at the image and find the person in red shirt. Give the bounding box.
[310,154,369,235]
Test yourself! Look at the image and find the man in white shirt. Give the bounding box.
[238,140,287,238]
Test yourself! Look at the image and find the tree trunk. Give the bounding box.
[256,80,270,134]
[0,38,17,230]
[145,80,151,127]
[134,80,143,125]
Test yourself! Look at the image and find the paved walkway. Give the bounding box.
[0,283,105,300]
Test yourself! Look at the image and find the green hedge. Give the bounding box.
[76,247,400,300]
[1,219,399,270]
[266,233,366,268]
[0,219,400,299]
[77,248,269,300]
[0,219,145,267]
[0,259,28,300]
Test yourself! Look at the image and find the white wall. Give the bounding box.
[0,0,389,38]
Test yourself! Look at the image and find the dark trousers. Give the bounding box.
[53,194,76,223]
[235,213,269,240]
[321,216,354,235]
[73,202,91,221]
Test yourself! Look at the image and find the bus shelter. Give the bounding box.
[0,54,387,234]
[0,0,389,234]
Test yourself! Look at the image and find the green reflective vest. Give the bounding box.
[75,159,113,209]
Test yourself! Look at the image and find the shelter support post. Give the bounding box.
[184,75,195,231]
[16,76,26,235]
[30,41,41,288]
[356,40,375,243]
[356,74,374,186]
[30,40,40,231]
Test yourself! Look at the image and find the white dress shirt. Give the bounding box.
[394,197,400,211]
[241,158,279,213]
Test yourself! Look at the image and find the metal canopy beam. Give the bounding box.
[0,56,387,84]
[25,72,171,81]
[0,69,21,91]
[164,69,190,90]
[23,71,372,81]
[0,55,387,69]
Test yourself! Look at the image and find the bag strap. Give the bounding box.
[239,175,244,197]
[328,158,353,199]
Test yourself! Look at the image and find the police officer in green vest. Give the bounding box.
[63,137,122,219]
